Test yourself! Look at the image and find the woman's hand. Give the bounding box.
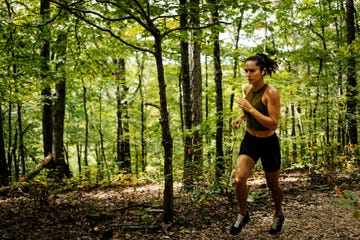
[238,98,253,113]
[233,114,245,129]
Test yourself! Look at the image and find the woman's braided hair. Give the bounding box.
[245,53,278,76]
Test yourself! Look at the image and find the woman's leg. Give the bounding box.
[235,154,255,215]
[265,170,283,216]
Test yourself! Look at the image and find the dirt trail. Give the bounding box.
[0,171,359,239]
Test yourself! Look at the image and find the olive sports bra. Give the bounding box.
[244,84,269,131]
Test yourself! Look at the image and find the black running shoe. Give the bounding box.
[229,212,250,235]
[269,213,285,235]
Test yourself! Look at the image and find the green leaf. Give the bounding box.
[247,189,261,203]
[353,210,360,220]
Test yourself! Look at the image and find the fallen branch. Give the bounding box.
[19,154,53,182]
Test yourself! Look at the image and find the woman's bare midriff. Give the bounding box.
[246,127,275,138]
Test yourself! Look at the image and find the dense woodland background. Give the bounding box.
[0,0,359,225]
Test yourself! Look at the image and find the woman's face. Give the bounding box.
[244,60,264,85]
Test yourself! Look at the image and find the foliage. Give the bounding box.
[0,0,359,187]
[334,187,360,220]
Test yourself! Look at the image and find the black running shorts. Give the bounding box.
[239,131,281,172]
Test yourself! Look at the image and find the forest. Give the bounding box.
[0,0,359,239]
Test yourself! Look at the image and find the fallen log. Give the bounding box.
[19,153,53,182]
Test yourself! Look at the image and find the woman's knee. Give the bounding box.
[234,173,248,185]
[235,155,255,184]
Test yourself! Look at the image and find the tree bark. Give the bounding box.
[19,154,53,182]
[291,104,297,163]
[229,13,244,124]
[0,103,9,186]
[208,0,225,180]
[40,0,53,157]
[180,0,193,191]
[227,11,244,180]
[81,79,89,179]
[17,103,26,176]
[154,36,174,223]
[97,85,107,180]
[345,0,357,145]
[52,32,71,179]
[137,54,147,173]
[115,58,132,173]
[6,101,12,180]
[190,0,203,179]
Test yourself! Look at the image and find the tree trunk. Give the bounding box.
[208,0,225,180]
[7,101,12,179]
[180,0,193,191]
[11,64,19,181]
[190,0,203,180]
[40,0,53,157]
[291,104,297,164]
[154,36,173,223]
[227,11,244,179]
[0,103,9,186]
[42,87,53,157]
[19,154,53,182]
[115,58,131,173]
[345,0,357,145]
[17,103,26,176]
[52,32,71,179]
[12,128,19,181]
[137,54,147,173]
[335,1,346,150]
[282,106,289,166]
[76,144,82,175]
[229,13,243,124]
[81,79,89,179]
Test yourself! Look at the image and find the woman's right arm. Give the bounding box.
[233,114,246,129]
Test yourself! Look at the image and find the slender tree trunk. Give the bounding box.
[345,0,357,146]
[335,0,346,149]
[140,91,146,173]
[180,0,193,191]
[42,87,53,157]
[11,63,19,181]
[296,106,305,162]
[282,106,289,166]
[154,35,173,223]
[229,13,243,129]
[227,11,244,181]
[205,56,211,163]
[190,0,203,179]
[291,104,297,164]
[115,58,131,173]
[98,87,106,178]
[0,103,9,186]
[313,58,322,165]
[12,129,19,181]
[116,58,123,172]
[52,32,71,179]
[7,6,18,179]
[76,144,82,175]
[40,0,53,157]
[17,103,25,176]
[136,54,147,172]
[81,79,89,179]
[7,102,12,179]
[208,0,225,181]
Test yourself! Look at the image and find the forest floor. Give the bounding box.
[0,169,359,240]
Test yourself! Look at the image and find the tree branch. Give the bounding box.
[145,102,160,111]
[50,0,155,55]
